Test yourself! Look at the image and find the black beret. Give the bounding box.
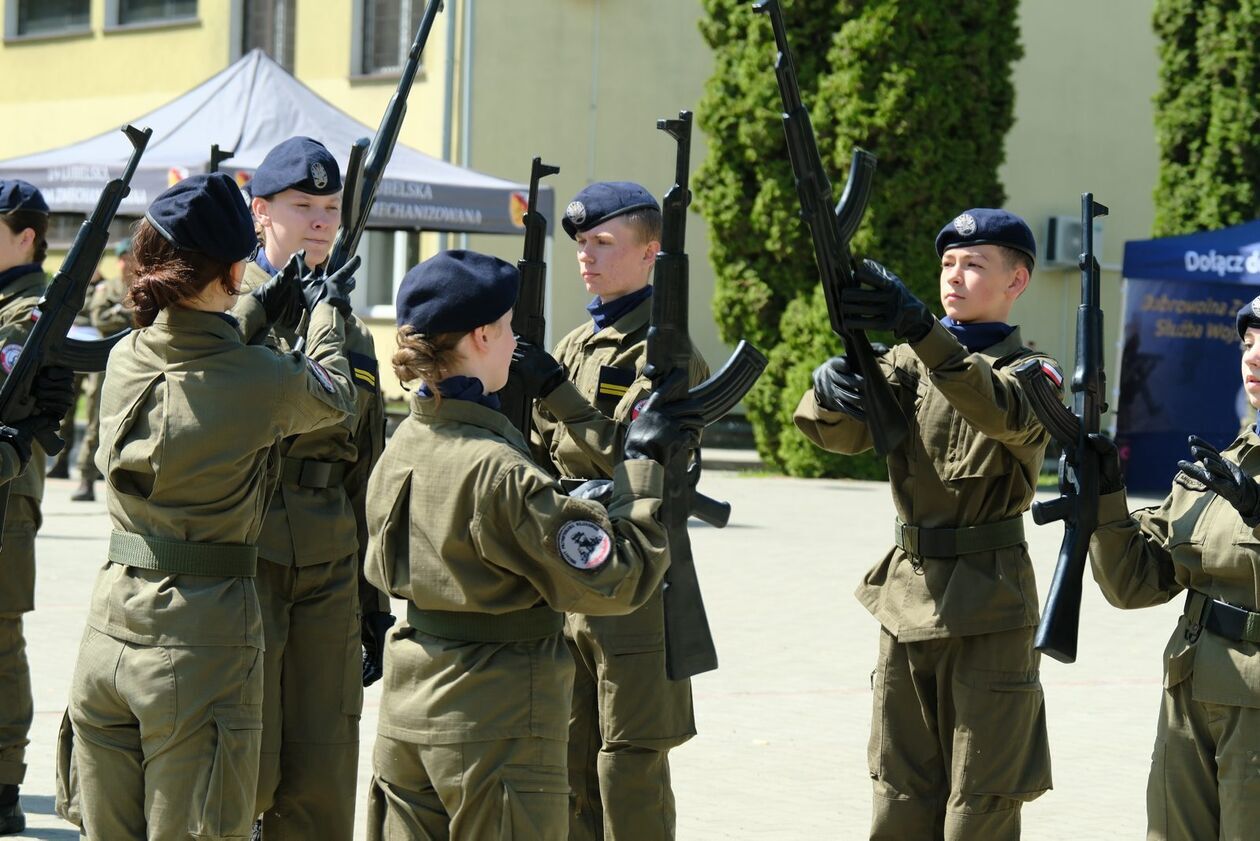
[249,137,342,198]
[396,250,520,335]
[562,181,659,239]
[1237,295,1260,339]
[0,179,49,215]
[935,208,1037,266]
[144,173,258,264]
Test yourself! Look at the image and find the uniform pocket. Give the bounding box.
[597,633,693,746]
[54,708,81,828]
[498,763,569,840]
[955,669,1052,800]
[942,413,1010,482]
[195,705,263,839]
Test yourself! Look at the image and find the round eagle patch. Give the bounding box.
[311,162,329,190]
[565,200,587,226]
[953,213,977,236]
[1251,295,1260,319]
[0,344,22,374]
[557,519,612,570]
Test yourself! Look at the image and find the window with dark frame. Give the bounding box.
[361,0,425,76]
[15,0,89,37]
[118,0,197,26]
[242,0,295,72]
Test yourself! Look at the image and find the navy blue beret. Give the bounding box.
[562,181,659,239]
[1237,296,1260,339]
[396,250,520,335]
[144,173,257,264]
[0,179,49,215]
[249,137,341,198]
[935,208,1036,266]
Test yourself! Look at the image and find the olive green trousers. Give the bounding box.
[1146,670,1260,840]
[0,514,37,786]
[367,734,569,840]
[254,554,362,840]
[868,626,1051,841]
[565,588,694,841]
[68,627,263,840]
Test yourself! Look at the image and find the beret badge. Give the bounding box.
[953,213,977,237]
[566,200,587,225]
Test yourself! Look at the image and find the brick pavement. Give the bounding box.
[16,470,1178,839]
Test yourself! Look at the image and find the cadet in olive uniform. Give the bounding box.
[364,249,697,840]
[0,179,56,836]
[65,173,360,840]
[1085,298,1260,840]
[795,210,1060,840]
[73,239,136,503]
[513,183,706,841]
[236,137,390,840]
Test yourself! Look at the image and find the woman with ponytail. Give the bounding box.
[65,172,360,840]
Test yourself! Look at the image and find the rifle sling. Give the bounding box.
[894,516,1025,558]
[406,604,562,643]
[1185,590,1260,644]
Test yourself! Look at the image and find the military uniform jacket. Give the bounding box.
[235,262,387,577]
[794,320,1058,641]
[364,395,670,743]
[89,272,132,335]
[0,268,48,512]
[532,296,709,479]
[1091,428,1260,709]
[86,302,356,649]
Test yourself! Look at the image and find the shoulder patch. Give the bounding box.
[557,519,613,570]
[348,350,379,393]
[1173,470,1208,493]
[305,356,336,393]
[597,364,635,401]
[1039,360,1064,388]
[0,344,22,374]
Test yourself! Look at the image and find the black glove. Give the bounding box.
[623,384,704,464]
[568,478,614,505]
[510,340,566,399]
[840,259,935,343]
[0,423,34,471]
[811,344,889,420]
[1178,435,1260,526]
[250,253,306,329]
[361,610,396,688]
[303,256,360,318]
[1087,433,1124,495]
[31,365,75,421]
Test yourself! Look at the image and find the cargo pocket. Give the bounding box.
[195,704,263,839]
[941,413,1010,482]
[955,669,1052,800]
[868,660,886,781]
[498,764,570,840]
[598,633,692,746]
[54,708,81,828]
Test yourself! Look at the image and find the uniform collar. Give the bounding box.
[254,247,281,277]
[410,392,529,454]
[588,285,653,333]
[0,265,45,303]
[974,324,1025,360]
[417,374,501,410]
[150,307,244,343]
[940,316,1017,354]
[587,293,651,343]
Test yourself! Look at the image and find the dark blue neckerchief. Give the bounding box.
[255,247,281,277]
[588,285,653,333]
[419,375,501,410]
[211,311,240,330]
[0,263,41,293]
[940,316,1015,354]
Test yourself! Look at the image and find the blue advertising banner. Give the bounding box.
[1117,222,1260,493]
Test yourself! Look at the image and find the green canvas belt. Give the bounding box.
[108,530,258,577]
[406,603,563,643]
[894,516,1025,558]
[1185,590,1260,644]
[281,457,348,489]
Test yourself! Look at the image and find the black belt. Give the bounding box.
[1185,590,1260,644]
[281,457,348,489]
[893,516,1025,557]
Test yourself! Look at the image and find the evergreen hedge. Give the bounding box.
[695,0,1022,476]
[1152,1,1260,236]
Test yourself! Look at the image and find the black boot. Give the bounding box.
[71,478,95,502]
[0,784,25,836]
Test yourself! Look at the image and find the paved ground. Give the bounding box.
[15,466,1178,839]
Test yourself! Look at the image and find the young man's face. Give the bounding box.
[1241,326,1260,409]
[574,217,658,302]
[253,189,341,268]
[938,244,1028,323]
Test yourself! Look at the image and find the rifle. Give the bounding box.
[1014,193,1109,664]
[325,0,444,275]
[208,144,234,174]
[753,0,907,457]
[648,111,768,680]
[500,156,559,437]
